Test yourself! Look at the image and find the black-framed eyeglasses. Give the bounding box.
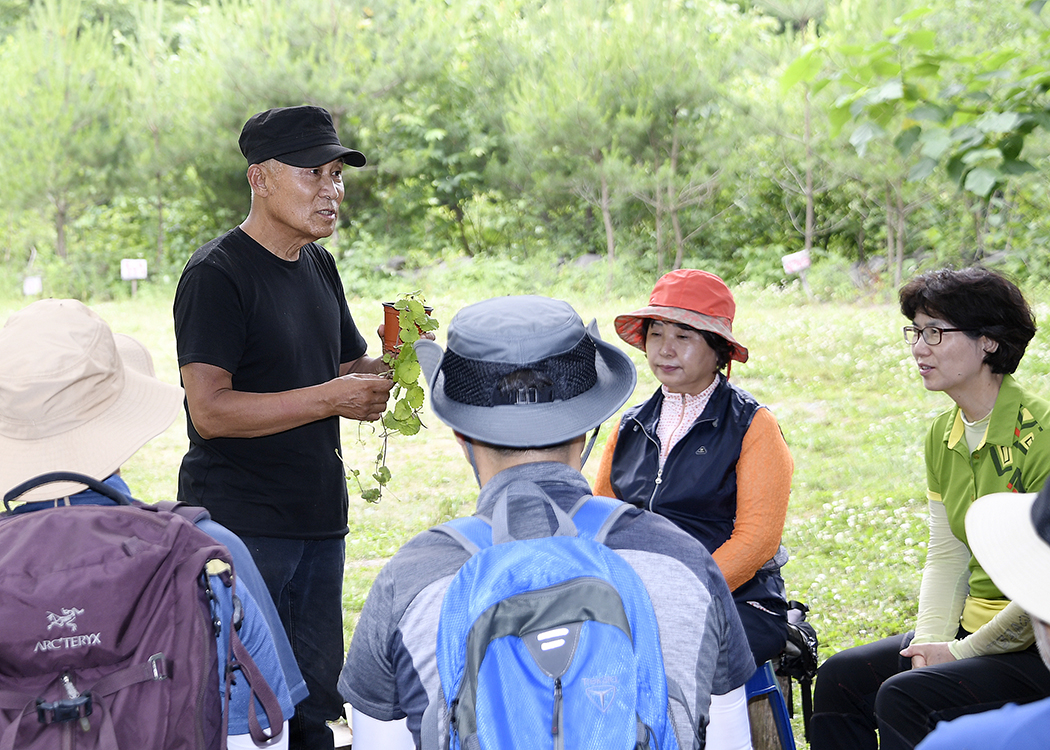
[903,325,975,346]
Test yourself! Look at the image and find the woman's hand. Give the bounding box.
[900,641,957,669]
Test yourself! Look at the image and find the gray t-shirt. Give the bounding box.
[339,461,755,749]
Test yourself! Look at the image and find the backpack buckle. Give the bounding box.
[148,652,169,681]
[36,693,93,725]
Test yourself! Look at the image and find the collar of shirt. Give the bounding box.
[474,461,591,519]
[657,376,719,467]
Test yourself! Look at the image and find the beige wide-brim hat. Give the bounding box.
[966,483,1050,625]
[0,299,183,503]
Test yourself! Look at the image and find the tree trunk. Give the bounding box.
[154,127,166,269]
[668,120,685,270]
[155,189,166,270]
[55,198,68,259]
[600,173,615,294]
[655,181,665,276]
[454,203,473,257]
[671,196,685,271]
[894,187,905,287]
[804,87,815,253]
[600,173,615,263]
[972,196,988,261]
[885,183,896,287]
[749,697,779,750]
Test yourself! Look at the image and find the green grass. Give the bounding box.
[6,273,1050,747]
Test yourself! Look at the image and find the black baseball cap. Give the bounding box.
[239,105,366,168]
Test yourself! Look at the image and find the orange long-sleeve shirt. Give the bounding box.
[594,407,792,591]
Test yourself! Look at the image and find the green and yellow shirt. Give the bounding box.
[926,374,1050,631]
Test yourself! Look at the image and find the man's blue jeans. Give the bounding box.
[240,536,345,750]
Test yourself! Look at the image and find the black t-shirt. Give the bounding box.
[173,227,368,539]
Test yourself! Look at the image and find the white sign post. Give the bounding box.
[120,259,148,298]
[781,249,813,298]
[781,249,811,275]
[22,275,43,297]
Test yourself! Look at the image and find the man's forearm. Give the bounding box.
[182,362,391,439]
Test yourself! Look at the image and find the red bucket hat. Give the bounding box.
[614,269,749,364]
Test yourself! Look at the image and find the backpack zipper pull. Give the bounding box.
[552,678,562,737]
[60,672,91,732]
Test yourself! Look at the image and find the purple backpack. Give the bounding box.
[0,473,279,750]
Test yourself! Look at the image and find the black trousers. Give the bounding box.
[736,596,788,666]
[809,631,1050,750]
[733,568,789,667]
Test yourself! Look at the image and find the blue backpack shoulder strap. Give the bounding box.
[433,479,577,553]
[433,515,493,556]
[568,495,633,544]
[434,488,632,553]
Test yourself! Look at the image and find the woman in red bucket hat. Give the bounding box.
[594,269,793,668]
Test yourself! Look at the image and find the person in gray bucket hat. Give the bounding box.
[339,295,757,750]
[415,294,638,470]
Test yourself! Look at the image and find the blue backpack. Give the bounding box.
[434,480,684,750]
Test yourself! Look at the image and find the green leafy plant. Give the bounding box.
[344,291,439,503]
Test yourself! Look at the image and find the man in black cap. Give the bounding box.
[174,105,392,750]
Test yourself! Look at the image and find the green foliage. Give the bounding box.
[343,291,439,503]
[5,0,1050,302]
[381,293,437,438]
[31,189,235,299]
[809,2,1050,201]
[734,243,795,287]
[0,0,127,262]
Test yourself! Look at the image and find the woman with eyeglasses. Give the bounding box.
[810,267,1050,750]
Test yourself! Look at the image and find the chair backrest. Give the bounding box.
[746,661,796,750]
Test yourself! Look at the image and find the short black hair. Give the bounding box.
[899,267,1035,374]
[641,318,733,371]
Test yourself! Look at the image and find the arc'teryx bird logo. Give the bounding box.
[35,607,101,653]
[47,607,85,632]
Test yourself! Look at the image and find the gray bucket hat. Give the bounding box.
[414,296,637,448]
